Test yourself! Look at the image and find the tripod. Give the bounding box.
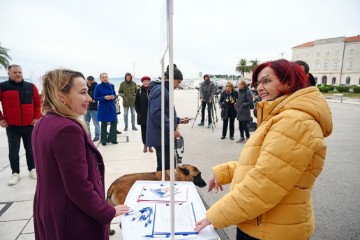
[191,104,202,128]
[210,99,218,132]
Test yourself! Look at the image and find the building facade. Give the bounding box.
[292,35,360,86]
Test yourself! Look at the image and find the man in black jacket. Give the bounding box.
[84,76,100,141]
[198,74,216,128]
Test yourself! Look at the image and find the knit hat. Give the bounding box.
[164,64,183,80]
[87,76,95,81]
[141,76,151,82]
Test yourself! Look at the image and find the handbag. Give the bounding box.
[115,98,121,115]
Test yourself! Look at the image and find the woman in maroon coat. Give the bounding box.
[32,69,129,240]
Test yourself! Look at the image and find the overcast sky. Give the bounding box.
[0,0,359,80]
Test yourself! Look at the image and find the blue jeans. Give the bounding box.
[123,106,136,128]
[84,110,100,138]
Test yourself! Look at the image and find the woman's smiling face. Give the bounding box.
[61,77,91,116]
[256,67,286,101]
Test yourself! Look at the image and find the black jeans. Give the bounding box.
[236,228,259,240]
[200,101,212,124]
[222,116,235,137]
[6,125,35,174]
[239,121,250,138]
[154,145,176,171]
[140,125,147,145]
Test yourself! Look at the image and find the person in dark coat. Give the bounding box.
[94,73,118,146]
[198,74,216,128]
[235,80,254,142]
[146,65,190,171]
[32,69,129,240]
[219,81,238,140]
[84,76,100,142]
[135,76,153,153]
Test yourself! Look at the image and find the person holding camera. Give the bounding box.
[198,74,216,128]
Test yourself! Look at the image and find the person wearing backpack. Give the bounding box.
[235,80,254,143]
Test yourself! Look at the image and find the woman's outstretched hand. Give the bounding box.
[194,218,210,232]
[208,175,223,192]
[114,205,130,217]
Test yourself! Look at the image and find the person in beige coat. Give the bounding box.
[195,59,333,240]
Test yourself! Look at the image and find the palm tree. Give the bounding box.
[0,43,12,70]
[235,58,249,77]
[249,59,259,72]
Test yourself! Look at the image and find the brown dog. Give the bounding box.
[106,164,207,235]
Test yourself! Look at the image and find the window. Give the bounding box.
[324,62,328,70]
[347,60,353,69]
[316,51,320,57]
[349,49,355,55]
[359,78,360,85]
[346,77,351,85]
[333,61,338,69]
[336,49,339,55]
[322,76,327,85]
[332,77,336,85]
[315,61,321,71]
[326,50,330,57]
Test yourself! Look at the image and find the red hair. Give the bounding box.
[251,59,308,95]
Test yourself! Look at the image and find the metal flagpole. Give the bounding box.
[167,0,175,239]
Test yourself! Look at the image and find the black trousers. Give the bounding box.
[200,101,213,124]
[236,228,259,240]
[6,125,35,174]
[239,121,250,138]
[154,145,176,171]
[222,116,235,137]
[140,125,147,145]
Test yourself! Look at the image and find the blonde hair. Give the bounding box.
[239,79,247,86]
[226,80,235,90]
[41,69,87,130]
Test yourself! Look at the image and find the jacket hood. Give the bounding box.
[258,87,332,137]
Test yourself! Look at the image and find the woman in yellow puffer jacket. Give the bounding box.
[195,59,333,240]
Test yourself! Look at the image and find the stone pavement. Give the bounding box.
[0,90,359,240]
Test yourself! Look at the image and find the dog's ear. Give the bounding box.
[178,166,190,175]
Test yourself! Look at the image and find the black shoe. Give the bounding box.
[124,127,128,131]
[221,136,225,139]
[230,136,234,140]
[117,130,122,134]
[101,143,106,146]
[92,137,99,142]
[198,122,204,126]
[111,141,118,144]
[207,123,212,128]
[132,127,138,130]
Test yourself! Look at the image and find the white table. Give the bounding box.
[122,180,219,240]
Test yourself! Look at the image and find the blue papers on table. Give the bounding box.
[143,202,198,238]
[137,185,188,202]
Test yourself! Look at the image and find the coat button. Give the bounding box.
[98,181,101,184]
[95,166,98,170]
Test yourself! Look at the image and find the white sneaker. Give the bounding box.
[8,173,20,186]
[29,169,37,179]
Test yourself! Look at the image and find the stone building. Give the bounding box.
[292,35,360,86]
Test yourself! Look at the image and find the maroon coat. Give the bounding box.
[32,112,115,240]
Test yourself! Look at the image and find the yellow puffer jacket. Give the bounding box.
[206,87,333,240]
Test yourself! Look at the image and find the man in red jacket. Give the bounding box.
[0,64,41,186]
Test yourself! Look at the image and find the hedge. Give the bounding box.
[353,86,360,93]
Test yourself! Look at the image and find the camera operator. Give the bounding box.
[198,74,216,128]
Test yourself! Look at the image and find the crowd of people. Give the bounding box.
[0,59,333,240]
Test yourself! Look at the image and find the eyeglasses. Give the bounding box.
[254,75,275,88]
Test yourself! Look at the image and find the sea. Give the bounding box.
[0,76,142,91]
